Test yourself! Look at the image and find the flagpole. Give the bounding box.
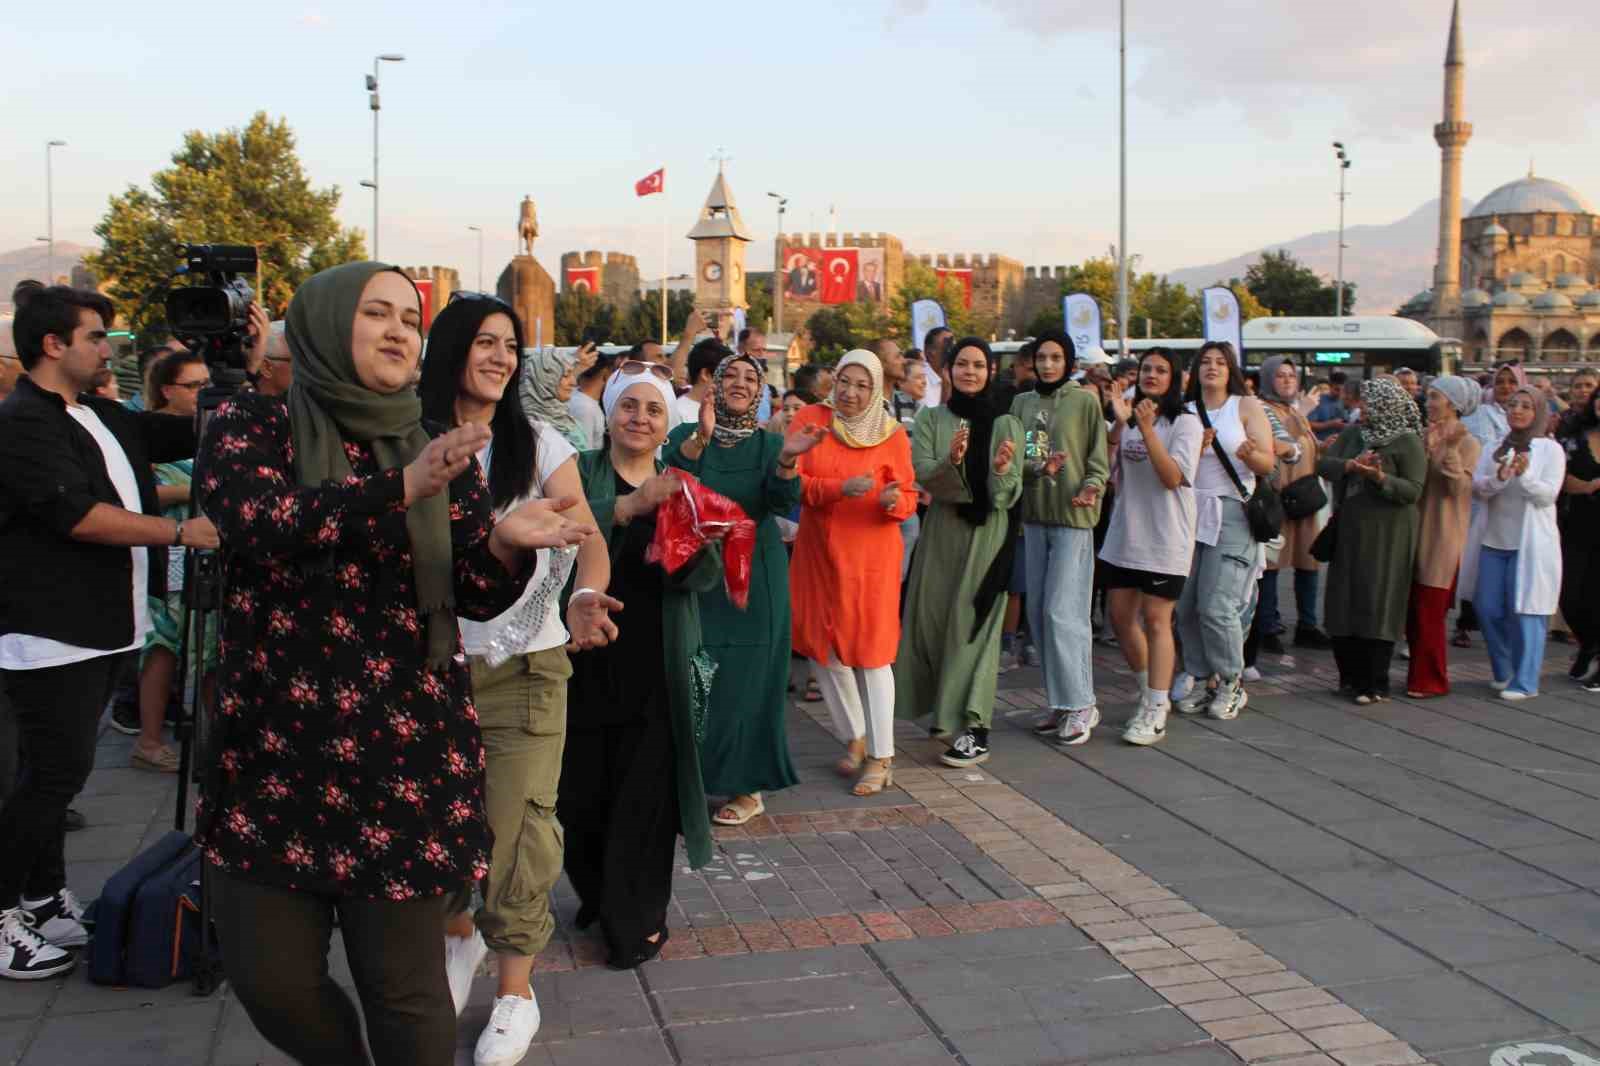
[1116,0,1129,361]
[660,195,668,345]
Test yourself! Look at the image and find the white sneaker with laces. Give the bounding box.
[20,888,89,949]
[1055,705,1100,746]
[1242,666,1263,683]
[445,928,489,1017]
[1174,682,1213,716]
[1169,673,1195,703]
[1122,702,1168,746]
[1208,679,1248,721]
[0,907,76,980]
[475,988,542,1066]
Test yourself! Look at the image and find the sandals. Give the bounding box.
[852,757,894,797]
[803,679,823,702]
[131,744,180,773]
[712,793,764,826]
[835,737,866,778]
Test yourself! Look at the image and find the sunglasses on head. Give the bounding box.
[447,290,515,313]
[618,359,674,381]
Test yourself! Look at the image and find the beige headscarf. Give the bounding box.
[830,349,895,448]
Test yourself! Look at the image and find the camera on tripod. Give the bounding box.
[163,244,258,378]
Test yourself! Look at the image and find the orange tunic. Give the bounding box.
[789,404,917,668]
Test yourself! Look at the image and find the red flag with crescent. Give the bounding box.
[565,267,599,295]
[635,168,664,197]
[820,248,858,305]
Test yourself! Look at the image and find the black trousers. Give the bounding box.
[213,872,454,1066]
[1561,540,1600,652]
[1331,636,1395,697]
[0,677,16,809]
[0,654,119,906]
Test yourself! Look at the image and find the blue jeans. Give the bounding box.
[1023,524,1095,711]
[1176,500,1259,682]
[1475,547,1549,695]
[1259,568,1321,633]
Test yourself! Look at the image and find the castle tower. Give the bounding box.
[686,163,752,321]
[1431,0,1473,317]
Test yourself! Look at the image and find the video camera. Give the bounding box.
[163,244,257,377]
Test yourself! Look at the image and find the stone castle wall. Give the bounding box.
[558,250,641,308]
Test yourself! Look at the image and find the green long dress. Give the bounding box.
[894,407,1024,734]
[1315,427,1425,642]
[664,424,803,796]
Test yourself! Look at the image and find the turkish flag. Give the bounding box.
[635,168,664,197]
[936,268,973,309]
[414,278,434,333]
[566,267,599,295]
[820,248,858,305]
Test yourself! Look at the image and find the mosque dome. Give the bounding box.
[1577,290,1600,309]
[1461,288,1492,307]
[1469,175,1595,218]
[1505,271,1540,291]
[1554,273,1591,292]
[1492,290,1530,308]
[1481,220,1510,238]
[1531,291,1573,310]
[1402,290,1434,311]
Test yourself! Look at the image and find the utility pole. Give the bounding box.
[1333,142,1351,316]
[768,192,787,333]
[1116,0,1129,363]
[364,54,405,260]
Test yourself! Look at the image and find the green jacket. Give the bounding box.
[570,448,722,869]
[1009,384,1110,528]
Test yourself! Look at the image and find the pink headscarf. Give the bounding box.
[1482,362,1527,406]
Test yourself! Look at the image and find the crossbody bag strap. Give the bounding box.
[1196,400,1250,498]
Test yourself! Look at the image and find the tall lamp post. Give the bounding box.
[1115,0,1129,361]
[1333,141,1351,317]
[45,140,66,284]
[364,54,405,260]
[467,225,483,291]
[767,192,787,334]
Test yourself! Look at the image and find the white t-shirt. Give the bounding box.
[674,392,703,430]
[1100,414,1203,578]
[0,405,151,669]
[458,421,578,658]
[922,362,943,409]
[567,390,605,451]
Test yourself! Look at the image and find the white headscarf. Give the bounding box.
[601,365,677,419]
[830,349,895,449]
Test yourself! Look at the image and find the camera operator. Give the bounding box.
[0,285,219,981]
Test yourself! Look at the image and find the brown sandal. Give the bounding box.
[852,757,893,797]
[835,737,866,778]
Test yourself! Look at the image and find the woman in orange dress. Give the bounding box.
[790,350,917,796]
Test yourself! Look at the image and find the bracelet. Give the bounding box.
[778,456,798,470]
[172,519,184,547]
[570,587,601,603]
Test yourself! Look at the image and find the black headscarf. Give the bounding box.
[946,337,1000,527]
[1031,329,1077,397]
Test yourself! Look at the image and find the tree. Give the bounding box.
[1243,250,1356,317]
[553,289,618,345]
[619,288,696,345]
[804,307,858,363]
[88,112,364,340]
[887,261,982,348]
[745,274,774,334]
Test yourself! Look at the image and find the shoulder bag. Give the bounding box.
[1197,401,1283,543]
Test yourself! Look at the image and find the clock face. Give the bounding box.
[703,261,723,282]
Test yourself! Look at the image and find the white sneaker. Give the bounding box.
[1242,666,1263,683]
[445,928,489,1017]
[1208,679,1248,721]
[1499,689,1536,702]
[1174,681,1213,716]
[1122,702,1169,746]
[475,988,541,1066]
[1031,708,1069,736]
[0,908,75,981]
[1169,673,1195,703]
[1055,705,1100,746]
[20,888,89,949]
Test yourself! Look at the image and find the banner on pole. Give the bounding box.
[1201,287,1243,363]
[1063,292,1101,357]
[910,299,947,353]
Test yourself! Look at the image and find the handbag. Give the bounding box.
[1197,401,1283,543]
[1309,509,1339,563]
[1280,473,1328,521]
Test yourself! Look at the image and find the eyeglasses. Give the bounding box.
[617,360,674,381]
[172,379,212,392]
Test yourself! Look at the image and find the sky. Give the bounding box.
[3,0,1597,285]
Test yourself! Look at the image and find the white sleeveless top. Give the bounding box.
[1187,395,1254,547]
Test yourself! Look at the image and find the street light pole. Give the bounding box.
[1333,142,1351,317]
[45,140,66,284]
[1116,0,1129,361]
[365,54,405,261]
[467,225,483,291]
[767,192,787,334]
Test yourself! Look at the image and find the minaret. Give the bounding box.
[1431,0,1472,317]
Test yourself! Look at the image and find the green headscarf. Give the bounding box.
[285,261,457,668]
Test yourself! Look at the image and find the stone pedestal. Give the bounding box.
[497,256,557,348]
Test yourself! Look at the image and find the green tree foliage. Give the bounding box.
[1243,250,1356,317]
[745,274,774,334]
[1025,254,1279,345]
[804,306,858,363]
[553,289,618,345]
[87,113,364,340]
[618,288,696,345]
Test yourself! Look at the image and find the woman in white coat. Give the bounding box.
[1460,386,1565,700]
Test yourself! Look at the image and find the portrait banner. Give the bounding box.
[855,247,886,303]
[782,247,823,301]
[820,248,859,305]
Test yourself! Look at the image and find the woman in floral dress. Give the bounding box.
[196,262,591,1066]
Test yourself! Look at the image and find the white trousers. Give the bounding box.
[812,658,896,759]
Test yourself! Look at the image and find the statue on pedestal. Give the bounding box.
[518,196,539,257]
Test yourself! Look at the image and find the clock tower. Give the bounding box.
[686,164,752,323]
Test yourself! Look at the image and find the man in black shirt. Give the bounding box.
[0,286,219,980]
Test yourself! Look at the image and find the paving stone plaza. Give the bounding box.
[4,633,1599,1066]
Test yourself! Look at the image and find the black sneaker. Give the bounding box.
[20,888,89,948]
[0,908,76,980]
[1261,633,1287,656]
[107,701,140,736]
[1294,626,1333,650]
[1570,647,1596,681]
[940,728,990,768]
[1583,674,1600,694]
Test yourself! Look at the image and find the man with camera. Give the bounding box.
[0,285,220,980]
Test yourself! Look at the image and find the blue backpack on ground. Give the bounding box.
[88,830,207,988]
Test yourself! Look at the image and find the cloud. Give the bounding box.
[964,0,1599,143]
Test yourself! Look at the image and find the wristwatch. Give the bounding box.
[172,520,185,547]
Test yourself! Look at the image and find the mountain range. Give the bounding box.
[1163,198,1468,316]
[0,242,96,311]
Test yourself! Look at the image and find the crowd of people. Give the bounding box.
[0,266,1595,1066]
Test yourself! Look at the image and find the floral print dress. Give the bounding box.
[194,390,524,900]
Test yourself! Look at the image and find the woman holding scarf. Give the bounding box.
[560,363,725,969]
[1256,356,1329,649]
[790,350,917,796]
[196,263,592,1066]
[664,345,826,826]
[1404,377,1481,698]
[1459,386,1565,700]
[894,338,1023,767]
[1316,378,1426,704]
